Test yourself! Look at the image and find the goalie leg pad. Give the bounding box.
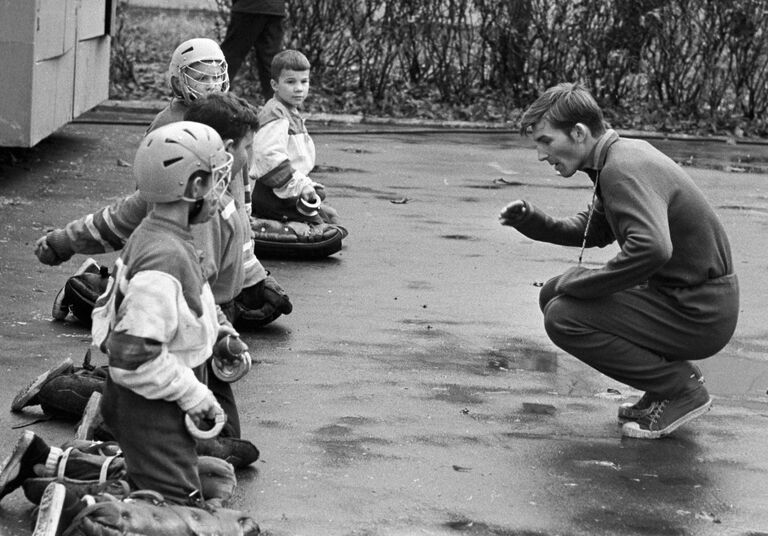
[64,497,261,536]
[38,370,106,421]
[251,218,344,260]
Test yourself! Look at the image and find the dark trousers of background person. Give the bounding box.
[220,11,284,100]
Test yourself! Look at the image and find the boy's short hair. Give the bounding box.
[270,49,311,81]
[184,93,260,142]
[520,82,606,137]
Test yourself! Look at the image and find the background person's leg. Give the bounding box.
[220,12,265,84]
[253,15,285,99]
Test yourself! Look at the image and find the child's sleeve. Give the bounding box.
[44,191,149,263]
[105,270,210,412]
[250,118,314,199]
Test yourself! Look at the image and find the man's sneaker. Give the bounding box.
[0,431,52,501]
[617,364,704,423]
[621,384,712,439]
[617,392,656,422]
[11,359,74,412]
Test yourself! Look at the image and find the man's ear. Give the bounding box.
[223,139,235,153]
[571,123,590,143]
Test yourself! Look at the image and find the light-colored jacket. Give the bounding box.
[92,215,220,411]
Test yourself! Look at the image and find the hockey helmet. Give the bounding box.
[134,121,233,204]
[169,38,230,102]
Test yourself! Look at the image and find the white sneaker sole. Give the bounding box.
[31,482,67,536]
[0,430,34,499]
[621,397,712,439]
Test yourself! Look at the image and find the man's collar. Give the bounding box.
[583,129,619,172]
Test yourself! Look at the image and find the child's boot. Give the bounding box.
[0,431,56,501]
[12,350,107,420]
[11,359,74,412]
[196,436,260,469]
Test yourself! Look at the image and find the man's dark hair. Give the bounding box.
[184,92,259,142]
[519,82,606,137]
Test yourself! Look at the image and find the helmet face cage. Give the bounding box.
[200,151,234,205]
[169,38,230,102]
[179,60,230,102]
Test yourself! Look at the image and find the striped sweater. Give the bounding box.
[45,173,267,304]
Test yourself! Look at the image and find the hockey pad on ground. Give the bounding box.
[251,218,343,260]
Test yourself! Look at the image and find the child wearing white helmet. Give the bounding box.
[147,38,230,133]
[89,121,244,505]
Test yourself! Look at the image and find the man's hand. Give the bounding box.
[499,200,527,226]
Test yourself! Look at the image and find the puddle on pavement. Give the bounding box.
[485,341,559,374]
[440,234,480,241]
[312,421,391,466]
[550,436,714,535]
[430,384,486,405]
[444,517,548,535]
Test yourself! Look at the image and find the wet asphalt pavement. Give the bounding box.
[0,107,767,536]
